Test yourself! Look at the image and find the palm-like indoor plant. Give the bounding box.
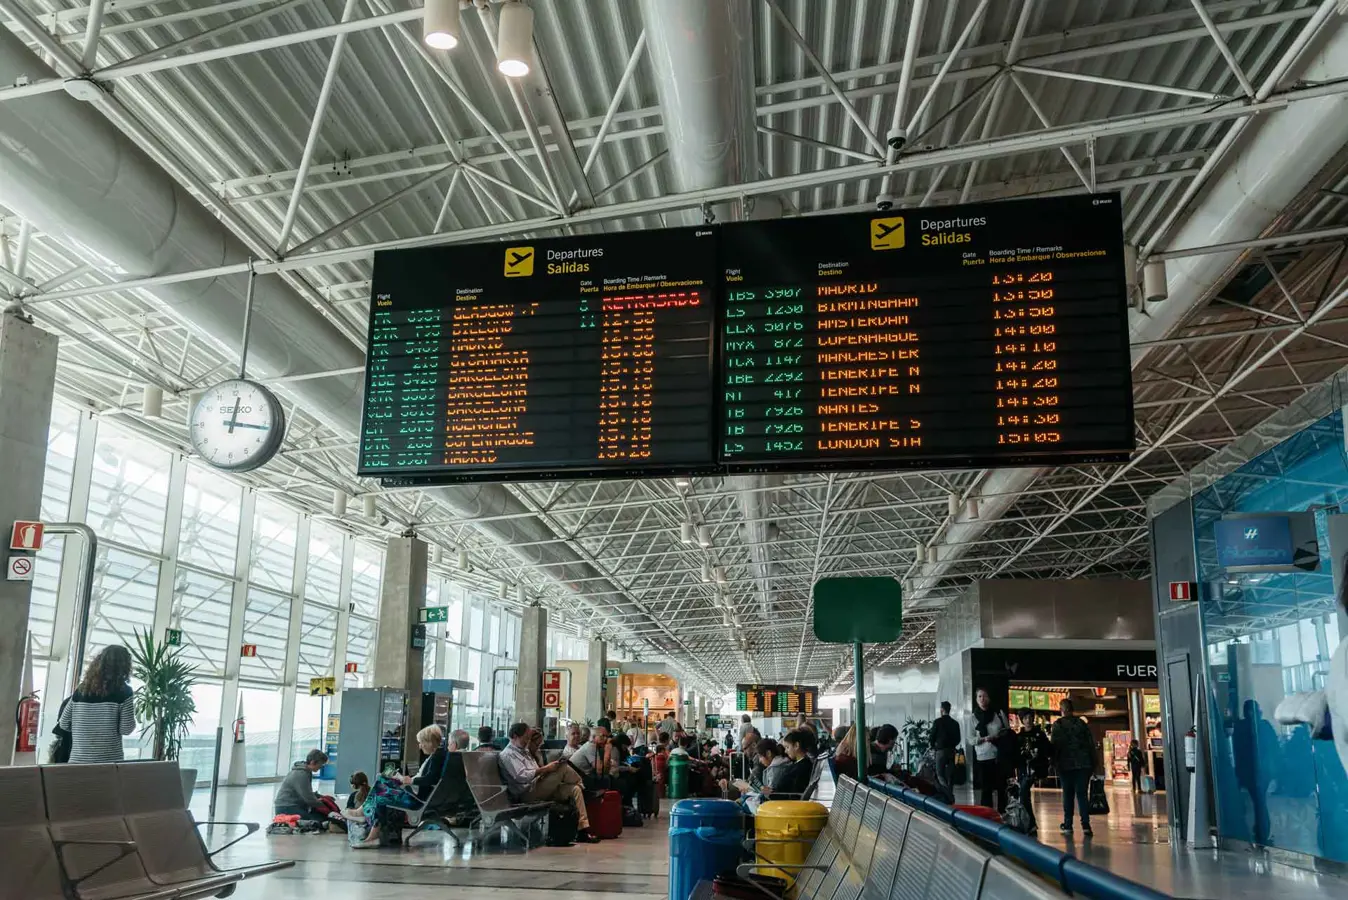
[131,629,199,802]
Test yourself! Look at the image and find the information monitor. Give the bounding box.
[358,228,718,482]
[718,194,1134,471]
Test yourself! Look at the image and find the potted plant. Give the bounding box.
[901,717,932,771]
[131,629,199,804]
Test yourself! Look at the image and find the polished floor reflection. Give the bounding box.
[193,780,1344,899]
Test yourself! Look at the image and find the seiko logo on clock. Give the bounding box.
[219,405,253,413]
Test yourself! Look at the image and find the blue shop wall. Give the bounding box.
[1192,409,1348,861]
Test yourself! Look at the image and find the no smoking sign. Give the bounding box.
[7,556,34,581]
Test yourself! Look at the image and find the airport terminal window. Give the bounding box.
[239,685,284,779]
[241,586,291,683]
[250,497,298,592]
[444,585,464,644]
[290,691,326,763]
[469,599,485,650]
[87,423,171,554]
[41,402,80,521]
[489,611,502,655]
[179,463,240,572]
[87,545,160,658]
[170,567,234,677]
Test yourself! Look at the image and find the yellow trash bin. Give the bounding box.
[754,800,830,892]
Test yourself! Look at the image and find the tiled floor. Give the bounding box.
[192,780,1344,899]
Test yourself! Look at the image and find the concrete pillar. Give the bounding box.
[0,313,58,762]
[372,535,428,769]
[517,606,547,728]
[586,639,606,724]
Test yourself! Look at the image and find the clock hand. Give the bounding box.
[220,421,270,430]
[227,396,241,435]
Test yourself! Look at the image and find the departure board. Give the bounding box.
[358,229,718,481]
[718,195,1133,471]
[736,684,819,716]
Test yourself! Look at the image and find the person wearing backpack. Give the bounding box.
[1051,698,1097,836]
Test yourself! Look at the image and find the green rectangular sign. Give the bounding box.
[418,606,449,624]
[1009,689,1030,711]
[811,577,903,644]
[605,667,621,678]
[165,628,182,646]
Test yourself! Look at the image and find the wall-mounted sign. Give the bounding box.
[309,676,336,696]
[165,628,182,646]
[6,556,33,581]
[345,662,359,673]
[240,644,257,657]
[543,689,561,710]
[418,606,449,624]
[543,670,562,691]
[1168,581,1193,601]
[605,667,621,678]
[10,520,43,551]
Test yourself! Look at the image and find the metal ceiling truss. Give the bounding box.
[3,0,1348,689]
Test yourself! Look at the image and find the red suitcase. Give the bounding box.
[585,790,623,839]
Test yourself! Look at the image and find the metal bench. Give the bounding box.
[404,751,477,846]
[460,751,552,849]
[6,761,290,900]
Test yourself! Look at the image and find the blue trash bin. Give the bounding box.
[669,799,745,900]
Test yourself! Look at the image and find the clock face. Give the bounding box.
[190,379,286,472]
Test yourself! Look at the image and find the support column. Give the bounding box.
[586,638,606,724]
[0,313,58,761]
[517,606,547,728]
[219,488,257,785]
[372,535,428,769]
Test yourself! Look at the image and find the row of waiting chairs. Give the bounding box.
[402,751,556,850]
[744,777,1063,900]
[3,761,291,900]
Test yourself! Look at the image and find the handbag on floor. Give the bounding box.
[547,803,579,846]
[1002,798,1033,834]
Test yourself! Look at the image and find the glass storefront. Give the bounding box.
[1191,409,1348,861]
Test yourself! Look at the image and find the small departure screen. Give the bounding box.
[736,684,818,716]
[358,229,718,481]
[717,194,1134,471]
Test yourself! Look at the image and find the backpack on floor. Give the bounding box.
[547,803,579,846]
[1088,776,1110,815]
[1002,798,1033,834]
[1140,774,1155,794]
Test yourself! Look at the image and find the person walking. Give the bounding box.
[1014,708,1051,834]
[971,688,1009,812]
[929,701,961,801]
[1127,739,1146,793]
[57,645,136,763]
[1051,698,1096,836]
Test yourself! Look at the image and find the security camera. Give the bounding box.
[876,193,894,211]
[886,125,907,151]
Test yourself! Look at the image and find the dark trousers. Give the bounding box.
[1131,767,1142,791]
[934,749,956,800]
[976,758,1006,812]
[1060,769,1091,827]
[1015,763,1038,830]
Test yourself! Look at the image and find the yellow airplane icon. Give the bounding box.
[504,245,534,276]
[870,216,905,250]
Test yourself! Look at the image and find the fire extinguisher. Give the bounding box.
[14,692,40,753]
[232,717,245,744]
[1184,726,1197,772]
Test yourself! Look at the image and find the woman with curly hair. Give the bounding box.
[57,645,136,763]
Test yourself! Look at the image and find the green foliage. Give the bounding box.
[130,629,198,761]
[902,718,931,770]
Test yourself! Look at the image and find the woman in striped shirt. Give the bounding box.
[57,645,136,763]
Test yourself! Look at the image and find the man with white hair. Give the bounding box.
[448,729,471,751]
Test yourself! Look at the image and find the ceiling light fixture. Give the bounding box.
[680,520,695,544]
[674,475,692,489]
[697,525,713,548]
[422,0,460,49]
[331,490,348,518]
[457,548,470,570]
[496,1,533,78]
[362,495,377,519]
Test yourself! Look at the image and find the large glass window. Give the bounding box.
[41,402,81,521]
[170,568,234,677]
[250,498,297,592]
[87,423,170,553]
[241,588,290,683]
[346,542,383,686]
[291,691,327,763]
[239,685,284,778]
[179,464,240,573]
[88,546,160,657]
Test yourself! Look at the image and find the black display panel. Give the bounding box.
[358,229,718,482]
[736,684,819,716]
[718,194,1134,471]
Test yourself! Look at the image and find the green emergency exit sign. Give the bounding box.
[418,606,449,624]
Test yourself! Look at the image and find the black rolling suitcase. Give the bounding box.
[1088,776,1110,815]
[547,803,579,846]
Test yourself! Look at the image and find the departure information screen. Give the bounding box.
[736,684,819,716]
[358,229,718,481]
[718,195,1133,471]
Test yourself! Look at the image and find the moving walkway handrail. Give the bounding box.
[867,778,1171,900]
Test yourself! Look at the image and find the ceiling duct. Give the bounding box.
[640,1,783,645]
[0,24,710,675]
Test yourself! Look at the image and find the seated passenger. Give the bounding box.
[498,722,600,843]
[355,726,446,848]
[755,738,789,791]
[448,728,471,752]
[560,723,584,759]
[346,771,371,811]
[475,725,495,750]
[273,750,331,823]
[527,727,547,765]
[571,724,610,788]
[761,729,816,800]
